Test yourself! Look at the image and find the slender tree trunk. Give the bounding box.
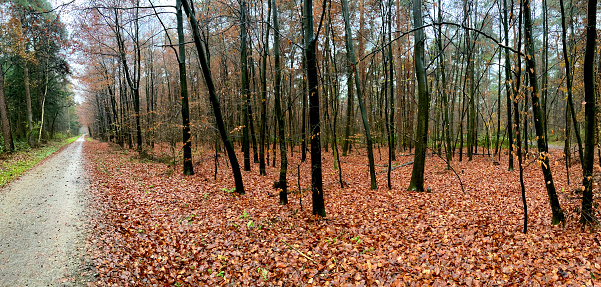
[408,0,429,191]
[181,0,245,194]
[259,0,271,176]
[305,0,325,216]
[341,0,377,190]
[240,1,251,171]
[559,0,584,165]
[301,15,308,163]
[523,0,564,224]
[565,103,571,185]
[437,0,452,168]
[272,0,287,205]
[0,68,14,152]
[387,0,395,162]
[177,0,194,175]
[514,59,528,234]
[542,0,549,147]
[580,0,597,225]
[503,0,513,170]
[38,63,48,143]
[23,64,34,147]
[342,72,354,156]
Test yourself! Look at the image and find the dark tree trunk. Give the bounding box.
[580,0,597,225]
[24,64,34,147]
[272,0,287,205]
[437,0,452,168]
[341,0,377,190]
[177,0,194,175]
[0,68,14,152]
[305,0,325,217]
[181,0,245,194]
[503,0,513,170]
[523,0,564,225]
[342,72,354,156]
[240,1,251,171]
[259,0,271,176]
[407,0,429,192]
[559,0,584,165]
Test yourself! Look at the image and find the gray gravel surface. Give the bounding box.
[0,136,92,286]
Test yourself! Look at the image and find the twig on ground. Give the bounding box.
[280,239,316,264]
[378,161,414,174]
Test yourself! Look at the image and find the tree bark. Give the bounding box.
[177,0,194,175]
[305,0,325,216]
[341,0,377,190]
[437,0,452,168]
[259,0,271,176]
[503,0,513,170]
[559,0,584,165]
[272,0,287,205]
[0,68,14,152]
[523,0,564,224]
[181,0,245,194]
[407,0,429,192]
[240,1,251,171]
[580,0,597,225]
[23,64,34,147]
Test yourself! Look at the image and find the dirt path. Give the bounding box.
[0,136,91,286]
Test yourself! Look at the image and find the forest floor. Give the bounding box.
[84,140,601,286]
[0,135,94,286]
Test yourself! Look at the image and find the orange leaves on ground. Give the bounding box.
[84,141,600,286]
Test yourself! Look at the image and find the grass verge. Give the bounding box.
[0,135,80,187]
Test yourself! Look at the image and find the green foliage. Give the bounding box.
[1,0,77,145]
[257,267,268,281]
[222,187,236,193]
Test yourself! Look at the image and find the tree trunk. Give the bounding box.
[301,16,308,163]
[523,0,564,225]
[240,1,251,171]
[341,0,377,190]
[305,0,325,216]
[0,68,14,152]
[437,0,452,168]
[259,0,271,176]
[580,0,597,225]
[177,0,194,175]
[387,0,395,163]
[24,64,34,147]
[272,0,287,205]
[503,0,513,171]
[342,71,354,156]
[181,0,245,194]
[408,0,429,192]
[542,0,549,147]
[559,0,584,165]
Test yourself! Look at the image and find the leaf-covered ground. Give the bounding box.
[83,140,600,286]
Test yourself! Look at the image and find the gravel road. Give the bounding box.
[0,136,91,286]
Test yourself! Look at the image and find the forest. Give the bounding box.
[1,0,601,284]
